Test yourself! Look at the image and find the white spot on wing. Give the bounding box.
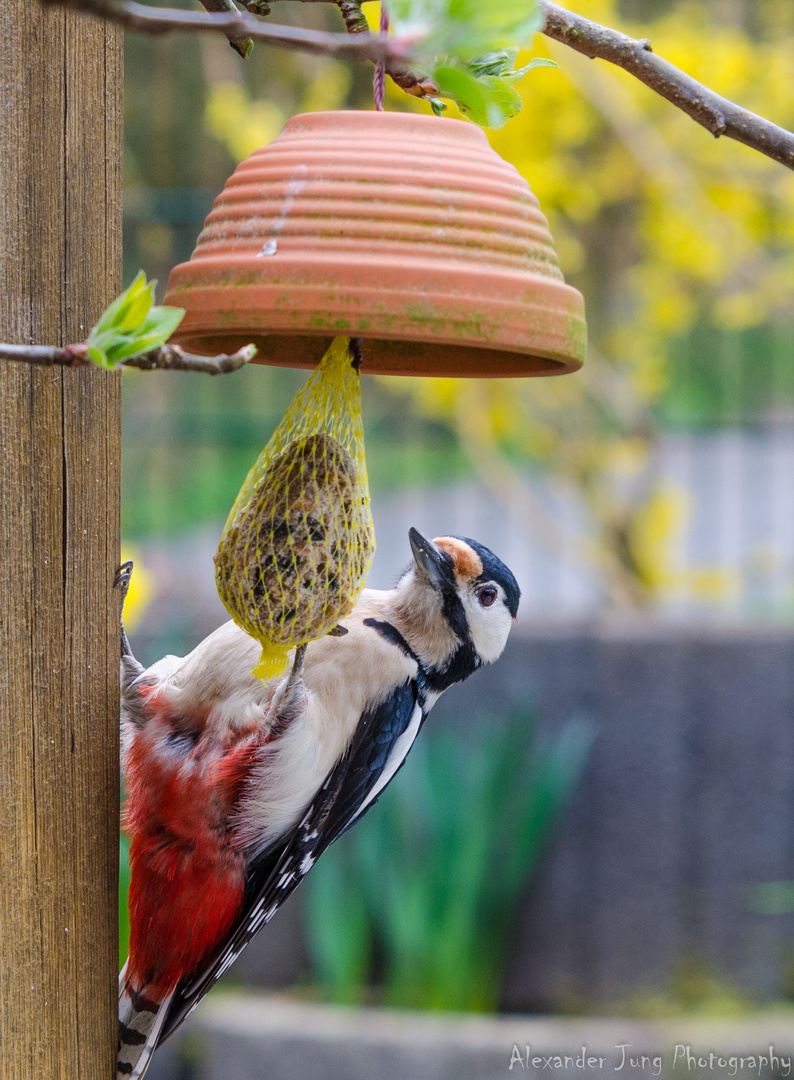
[248,906,269,932]
[214,947,241,980]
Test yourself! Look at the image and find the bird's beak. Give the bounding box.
[409,527,454,588]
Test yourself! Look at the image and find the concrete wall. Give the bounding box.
[147,994,794,1080]
[499,623,794,1010]
[216,623,794,1011]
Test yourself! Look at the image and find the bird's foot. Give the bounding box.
[268,643,307,736]
[114,561,136,660]
[115,560,134,605]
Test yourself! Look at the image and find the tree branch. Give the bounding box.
[40,0,408,64]
[539,1,794,171]
[0,342,257,375]
[334,0,438,99]
[38,0,794,171]
[195,0,253,58]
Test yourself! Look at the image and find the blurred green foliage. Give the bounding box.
[387,0,543,62]
[380,0,551,126]
[600,958,755,1020]
[303,708,594,1011]
[120,833,131,970]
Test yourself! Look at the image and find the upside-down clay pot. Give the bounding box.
[164,111,586,378]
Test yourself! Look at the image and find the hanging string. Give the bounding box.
[373,4,389,112]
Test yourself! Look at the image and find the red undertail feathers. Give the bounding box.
[123,686,262,998]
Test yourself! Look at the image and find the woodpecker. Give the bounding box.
[117,528,520,1079]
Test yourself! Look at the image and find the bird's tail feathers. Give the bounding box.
[118,964,174,1080]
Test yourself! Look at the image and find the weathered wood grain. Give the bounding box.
[0,4,122,1077]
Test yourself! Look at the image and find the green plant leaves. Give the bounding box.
[388,0,544,63]
[434,51,556,129]
[387,0,555,129]
[303,707,596,1011]
[119,832,131,970]
[87,270,185,369]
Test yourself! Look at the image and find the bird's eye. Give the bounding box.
[478,586,498,607]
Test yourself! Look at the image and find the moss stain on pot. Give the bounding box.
[165,111,586,378]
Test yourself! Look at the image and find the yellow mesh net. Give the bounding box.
[214,337,376,680]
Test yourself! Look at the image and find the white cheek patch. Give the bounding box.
[463,585,513,665]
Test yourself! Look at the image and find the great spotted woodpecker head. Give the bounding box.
[391,528,520,688]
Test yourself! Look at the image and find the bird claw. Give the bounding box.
[115,560,134,599]
[268,644,307,735]
[115,561,136,660]
[290,642,307,679]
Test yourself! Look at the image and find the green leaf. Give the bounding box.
[466,46,520,78]
[478,74,524,128]
[387,0,555,129]
[388,0,544,64]
[433,63,493,127]
[104,339,146,365]
[432,63,524,128]
[425,18,556,131]
[116,278,155,333]
[303,706,594,1012]
[88,329,121,354]
[88,344,112,369]
[105,330,175,364]
[138,305,185,344]
[86,271,185,369]
[93,270,148,334]
[508,55,558,82]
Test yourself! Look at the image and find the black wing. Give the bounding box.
[159,678,423,1043]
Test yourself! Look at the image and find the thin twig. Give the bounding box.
[123,343,257,373]
[335,0,367,36]
[39,0,408,64]
[335,0,438,98]
[0,342,257,375]
[539,0,794,171]
[195,0,253,58]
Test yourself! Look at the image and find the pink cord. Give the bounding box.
[373,5,389,112]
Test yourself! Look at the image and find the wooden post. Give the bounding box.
[0,4,123,1079]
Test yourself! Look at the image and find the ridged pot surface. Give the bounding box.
[165,111,586,378]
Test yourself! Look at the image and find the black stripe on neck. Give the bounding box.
[363,619,420,665]
[364,618,480,693]
[424,641,480,692]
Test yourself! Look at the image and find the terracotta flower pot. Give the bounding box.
[164,111,586,378]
